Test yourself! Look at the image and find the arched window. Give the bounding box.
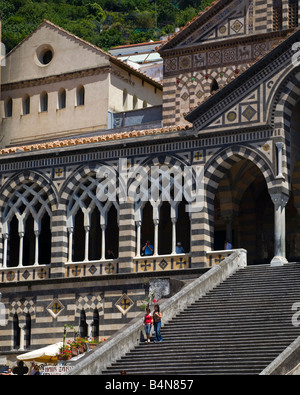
[5,97,13,117]
[80,309,88,338]
[67,171,119,263]
[289,0,298,28]
[13,314,20,350]
[2,180,52,268]
[23,94,30,115]
[136,162,191,257]
[40,91,48,112]
[77,85,85,106]
[210,78,219,94]
[273,0,282,31]
[93,309,100,339]
[58,88,66,109]
[25,313,31,349]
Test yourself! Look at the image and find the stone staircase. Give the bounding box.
[103,263,300,375]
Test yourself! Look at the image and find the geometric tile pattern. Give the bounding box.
[47,298,65,319]
[115,294,134,315]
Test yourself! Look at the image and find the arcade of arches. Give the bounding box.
[214,158,300,264]
[2,157,300,268]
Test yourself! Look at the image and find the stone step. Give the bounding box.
[102,264,300,375]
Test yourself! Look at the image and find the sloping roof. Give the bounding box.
[159,0,232,53]
[5,19,163,90]
[0,125,191,157]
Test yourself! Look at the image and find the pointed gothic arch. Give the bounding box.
[62,165,119,263]
[133,155,191,257]
[0,172,57,268]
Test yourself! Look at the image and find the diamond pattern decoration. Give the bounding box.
[22,270,30,280]
[115,294,134,315]
[242,105,256,121]
[47,298,65,319]
[159,259,168,270]
[196,90,204,99]
[231,19,243,33]
[89,265,97,275]
[181,92,189,101]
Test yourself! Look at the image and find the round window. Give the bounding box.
[35,45,54,67]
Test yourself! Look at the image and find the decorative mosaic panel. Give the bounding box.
[206,251,234,267]
[115,294,134,315]
[65,261,118,278]
[134,254,191,273]
[47,298,65,319]
[0,266,50,283]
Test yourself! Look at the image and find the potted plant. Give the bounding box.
[76,337,87,354]
[88,337,99,350]
[67,339,79,357]
[88,337,106,350]
[56,345,72,361]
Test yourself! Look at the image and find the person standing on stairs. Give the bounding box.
[153,304,163,343]
[144,308,153,343]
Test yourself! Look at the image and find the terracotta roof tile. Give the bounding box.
[0,125,191,157]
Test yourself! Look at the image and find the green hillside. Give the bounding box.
[0,0,213,53]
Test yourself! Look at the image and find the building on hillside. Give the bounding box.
[0,0,300,369]
[0,20,162,148]
[109,40,165,83]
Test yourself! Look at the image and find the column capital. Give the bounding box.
[269,192,289,210]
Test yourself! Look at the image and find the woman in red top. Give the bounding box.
[143,308,153,343]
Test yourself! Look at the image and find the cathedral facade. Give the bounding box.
[1,0,300,367]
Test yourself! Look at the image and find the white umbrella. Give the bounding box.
[17,342,63,363]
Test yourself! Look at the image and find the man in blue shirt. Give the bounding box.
[224,240,232,250]
[176,242,184,254]
[142,240,154,255]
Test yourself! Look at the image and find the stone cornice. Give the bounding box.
[1,66,112,91]
[160,29,294,59]
[1,63,163,92]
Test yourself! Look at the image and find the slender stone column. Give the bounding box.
[84,226,90,262]
[171,218,177,255]
[136,220,142,257]
[270,192,289,266]
[19,323,26,351]
[100,225,106,261]
[153,219,159,256]
[18,232,24,267]
[34,231,40,266]
[275,142,284,179]
[67,227,73,263]
[86,319,93,341]
[2,234,8,268]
